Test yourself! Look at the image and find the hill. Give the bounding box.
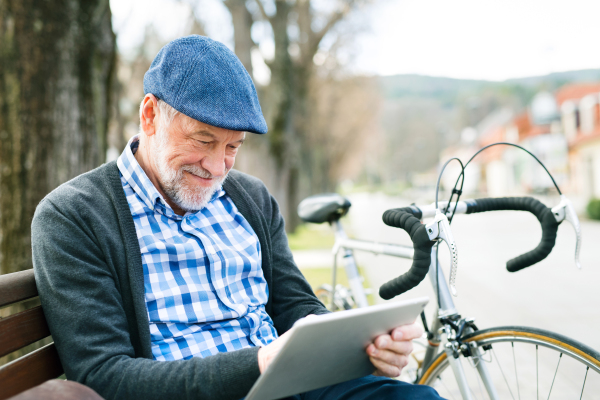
[379,69,600,102]
[369,69,600,183]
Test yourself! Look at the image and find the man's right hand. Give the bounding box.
[257,328,292,373]
[257,315,319,372]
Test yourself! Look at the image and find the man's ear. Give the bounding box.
[140,94,159,137]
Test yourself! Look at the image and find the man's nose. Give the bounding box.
[201,148,227,177]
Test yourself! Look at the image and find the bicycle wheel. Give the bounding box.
[419,326,600,399]
[314,285,354,311]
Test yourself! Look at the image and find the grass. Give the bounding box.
[287,223,335,251]
[300,266,375,306]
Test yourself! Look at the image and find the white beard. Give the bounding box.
[153,127,228,212]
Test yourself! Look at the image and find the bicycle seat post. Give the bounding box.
[331,220,369,308]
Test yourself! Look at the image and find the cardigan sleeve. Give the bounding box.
[32,197,261,400]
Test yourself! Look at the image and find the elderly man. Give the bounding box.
[32,36,442,400]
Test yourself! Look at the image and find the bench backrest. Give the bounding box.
[0,269,64,400]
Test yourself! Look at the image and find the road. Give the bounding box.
[298,192,600,352]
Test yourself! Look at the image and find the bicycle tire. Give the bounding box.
[418,326,600,399]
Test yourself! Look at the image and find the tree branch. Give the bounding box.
[254,0,271,22]
[310,0,358,59]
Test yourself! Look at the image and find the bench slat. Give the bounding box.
[0,343,63,400]
[0,270,38,308]
[0,306,51,358]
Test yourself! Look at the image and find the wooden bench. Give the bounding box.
[0,269,103,400]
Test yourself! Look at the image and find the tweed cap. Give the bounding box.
[144,35,268,134]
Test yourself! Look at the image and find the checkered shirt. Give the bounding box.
[117,136,278,361]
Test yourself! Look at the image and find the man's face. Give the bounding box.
[151,112,245,212]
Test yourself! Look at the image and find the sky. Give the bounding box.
[110,0,600,82]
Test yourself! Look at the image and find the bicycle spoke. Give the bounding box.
[464,364,482,400]
[536,345,539,400]
[547,353,562,400]
[421,329,599,399]
[437,376,456,400]
[579,367,589,400]
[492,347,516,400]
[512,342,521,400]
[475,366,484,400]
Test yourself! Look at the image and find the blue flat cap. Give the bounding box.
[144,35,268,134]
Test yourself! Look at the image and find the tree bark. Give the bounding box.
[230,0,364,232]
[224,0,254,77]
[0,0,115,275]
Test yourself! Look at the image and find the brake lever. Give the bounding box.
[425,210,459,296]
[551,195,582,269]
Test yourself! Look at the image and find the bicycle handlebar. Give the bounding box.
[379,209,433,300]
[465,197,561,272]
[379,197,562,300]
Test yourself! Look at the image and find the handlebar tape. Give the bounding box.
[465,197,560,272]
[379,209,434,299]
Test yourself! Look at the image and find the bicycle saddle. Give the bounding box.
[297,193,351,224]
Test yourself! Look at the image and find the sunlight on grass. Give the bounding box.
[300,266,374,306]
[287,223,335,251]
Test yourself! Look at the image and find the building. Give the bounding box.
[557,84,600,204]
[440,83,600,213]
[470,92,568,197]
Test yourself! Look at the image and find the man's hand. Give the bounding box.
[257,329,290,373]
[366,322,424,377]
[258,315,319,373]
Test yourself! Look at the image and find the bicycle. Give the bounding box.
[297,144,600,399]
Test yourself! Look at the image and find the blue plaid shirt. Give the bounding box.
[117,136,278,361]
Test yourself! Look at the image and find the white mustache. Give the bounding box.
[180,164,226,179]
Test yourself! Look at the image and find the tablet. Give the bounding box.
[245,296,429,400]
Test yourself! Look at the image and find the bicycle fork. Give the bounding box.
[424,246,500,400]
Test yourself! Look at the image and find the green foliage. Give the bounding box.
[587,198,600,220]
[300,267,350,290]
[287,223,335,251]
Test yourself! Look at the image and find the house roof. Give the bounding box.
[555,83,600,106]
[513,112,531,135]
[477,126,505,162]
[569,127,600,148]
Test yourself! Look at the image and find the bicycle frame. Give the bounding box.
[328,205,500,400]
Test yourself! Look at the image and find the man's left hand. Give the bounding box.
[366,321,424,377]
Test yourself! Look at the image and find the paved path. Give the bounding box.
[297,192,600,352]
[292,249,332,269]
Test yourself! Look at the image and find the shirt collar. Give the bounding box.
[117,135,165,212]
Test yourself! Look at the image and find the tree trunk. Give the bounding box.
[0,0,115,366]
[0,0,115,274]
[230,0,361,232]
[266,1,301,232]
[224,0,254,76]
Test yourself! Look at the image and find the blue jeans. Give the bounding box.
[286,375,444,399]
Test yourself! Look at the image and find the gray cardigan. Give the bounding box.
[32,162,328,400]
